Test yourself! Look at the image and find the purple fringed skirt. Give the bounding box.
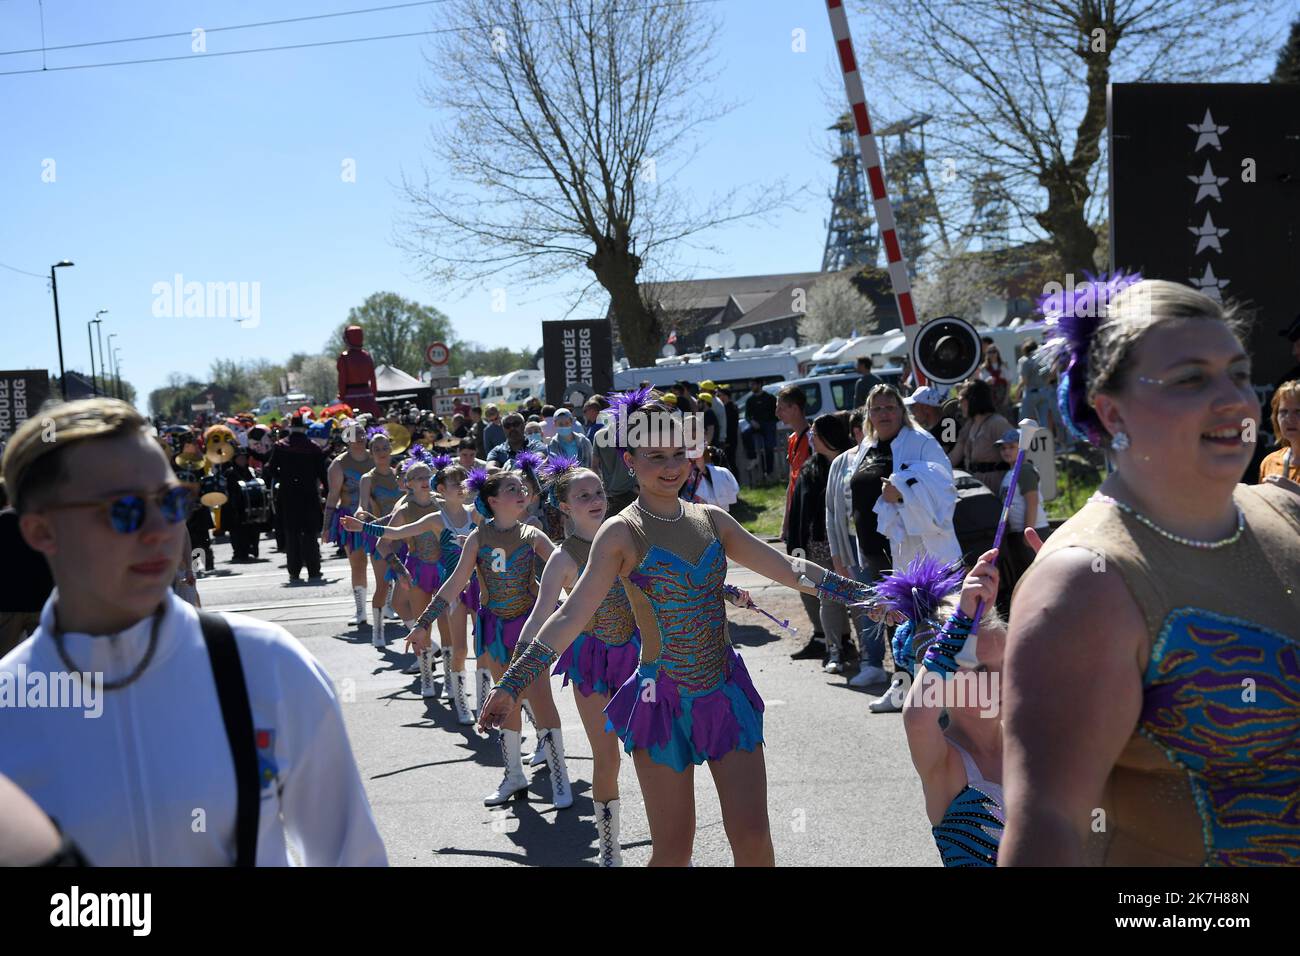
[603,646,765,773]
[554,632,642,698]
[328,505,366,552]
[460,573,480,613]
[475,600,534,666]
[402,552,441,594]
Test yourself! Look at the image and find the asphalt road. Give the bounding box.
[196,533,936,867]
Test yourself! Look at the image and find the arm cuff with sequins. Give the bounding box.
[921,609,974,677]
[416,595,449,629]
[807,569,874,607]
[496,639,558,700]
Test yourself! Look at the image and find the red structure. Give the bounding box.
[336,325,382,417]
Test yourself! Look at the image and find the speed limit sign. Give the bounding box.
[425,341,450,366]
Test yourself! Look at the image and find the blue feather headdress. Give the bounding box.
[1036,270,1143,446]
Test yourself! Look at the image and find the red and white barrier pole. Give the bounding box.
[824,0,925,385]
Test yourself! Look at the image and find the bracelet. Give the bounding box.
[496,639,559,700]
[920,609,975,677]
[803,569,874,608]
[385,552,412,584]
[415,595,449,629]
[362,520,387,538]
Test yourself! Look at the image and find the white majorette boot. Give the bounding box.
[593,799,623,867]
[351,586,369,626]
[384,590,401,620]
[371,606,385,647]
[522,700,547,767]
[450,672,475,725]
[475,668,493,717]
[868,671,912,714]
[418,648,436,698]
[539,728,573,809]
[484,729,529,806]
[440,649,453,700]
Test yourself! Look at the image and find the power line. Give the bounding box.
[0,260,48,280]
[0,0,455,57]
[0,0,721,77]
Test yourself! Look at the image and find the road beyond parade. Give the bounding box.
[1,0,1300,931]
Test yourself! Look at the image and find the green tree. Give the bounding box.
[858,0,1277,276]
[449,342,538,377]
[326,292,454,375]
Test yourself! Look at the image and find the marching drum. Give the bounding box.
[238,478,271,525]
[199,474,229,508]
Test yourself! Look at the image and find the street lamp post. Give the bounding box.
[95,313,108,399]
[113,349,123,400]
[88,309,108,396]
[87,320,99,396]
[50,260,75,400]
[107,334,119,399]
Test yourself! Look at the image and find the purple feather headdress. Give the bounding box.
[510,449,545,479]
[395,444,431,476]
[874,553,965,625]
[605,385,655,419]
[465,466,490,495]
[540,453,580,506]
[1036,270,1143,446]
[604,386,657,452]
[429,452,453,471]
[465,466,492,518]
[365,425,388,443]
[540,453,579,481]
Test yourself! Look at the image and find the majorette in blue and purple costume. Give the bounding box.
[467,461,544,665]
[458,467,492,615]
[327,435,372,551]
[540,455,643,696]
[878,553,1004,867]
[361,429,405,557]
[1015,273,1300,865]
[603,500,764,771]
[392,447,444,592]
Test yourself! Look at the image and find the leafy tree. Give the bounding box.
[1274,16,1300,83]
[325,292,454,375]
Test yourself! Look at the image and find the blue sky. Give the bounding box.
[1,0,849,404]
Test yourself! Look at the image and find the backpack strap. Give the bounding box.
[198,611,259,867]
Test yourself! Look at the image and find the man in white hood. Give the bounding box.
[0,398,386,866]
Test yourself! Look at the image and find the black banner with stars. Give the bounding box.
[1109,83,1300,394]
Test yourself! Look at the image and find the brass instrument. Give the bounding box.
[384,421,412,455]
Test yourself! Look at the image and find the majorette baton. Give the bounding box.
[954,418,1039,667]
[823,0,924,385]
[724,584,799,636]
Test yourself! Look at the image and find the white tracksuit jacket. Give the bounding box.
[0,591,387,866]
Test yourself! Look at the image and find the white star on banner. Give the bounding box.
[1189,262,1230,301]
[1187,108,1229,152]
[1187,160,1229,203]
[1188,211,1229,254]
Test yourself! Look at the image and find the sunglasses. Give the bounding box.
[43,486,192,534]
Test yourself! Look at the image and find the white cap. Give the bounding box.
[903,385,947,408]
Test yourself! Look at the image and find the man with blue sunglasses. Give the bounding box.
[0,399,386,866]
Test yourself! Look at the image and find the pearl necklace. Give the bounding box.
[634,500,685,522]
[1091,493,1244,549]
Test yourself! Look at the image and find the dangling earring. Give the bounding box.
[1111,430,1131,452]
[627,466,635,477]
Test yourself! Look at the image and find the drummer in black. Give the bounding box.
[262,415,329,583]
[224,448,261,563]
